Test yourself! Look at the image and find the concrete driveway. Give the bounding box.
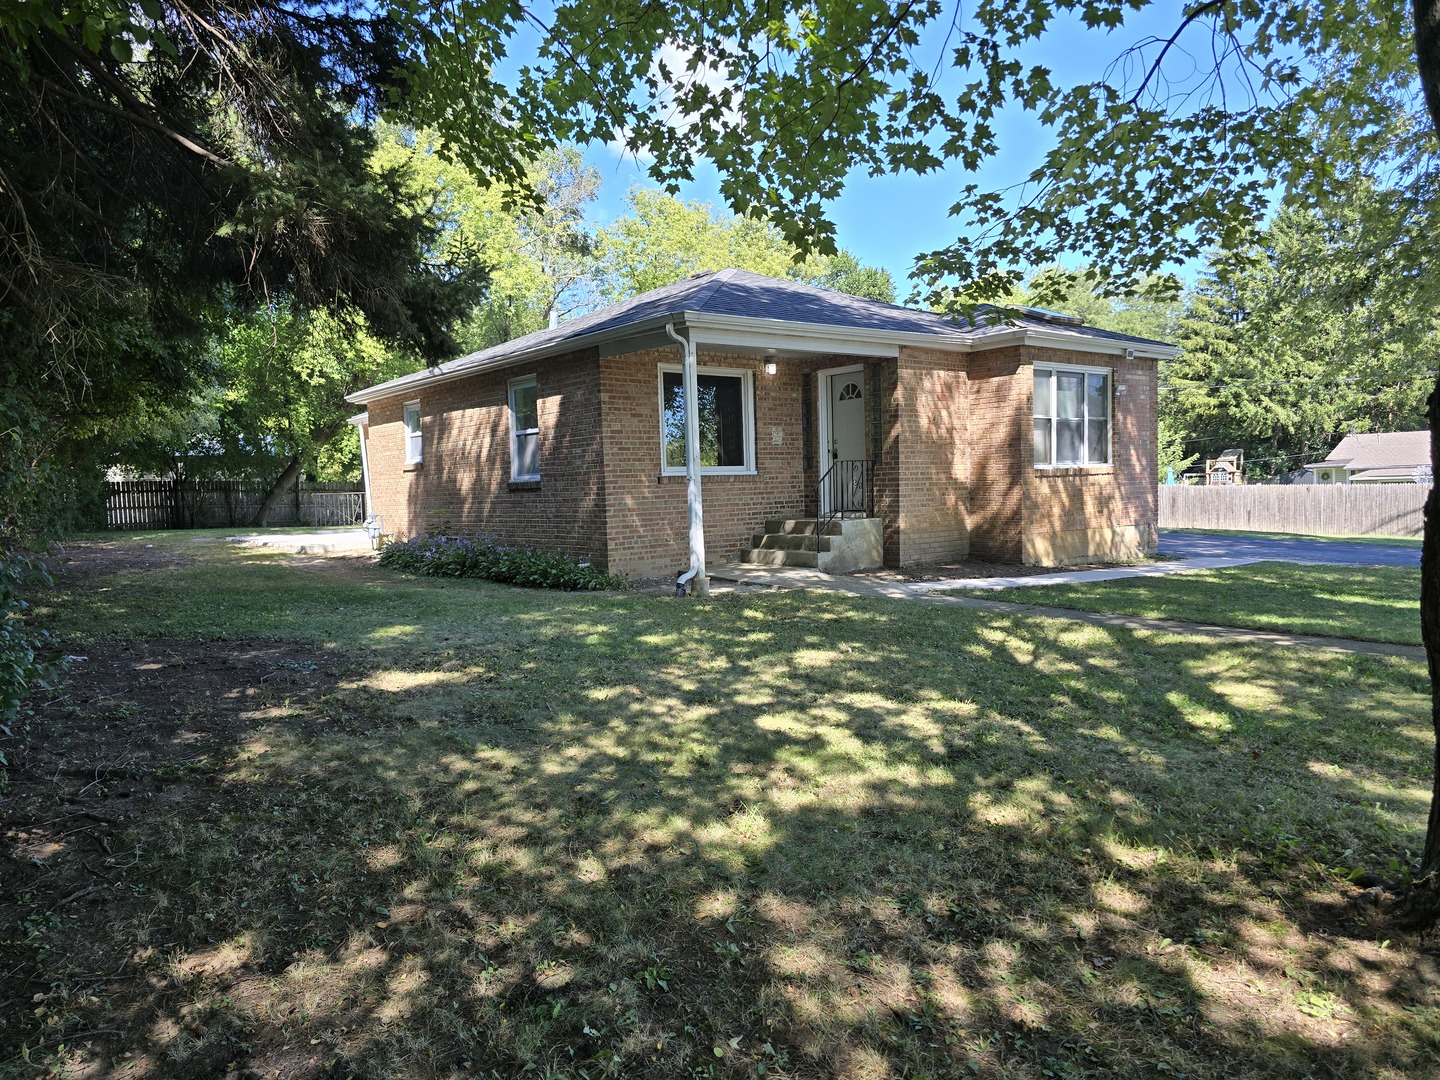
[1158,530,1421,567]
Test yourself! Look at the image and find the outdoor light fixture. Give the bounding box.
[764,350,777,375]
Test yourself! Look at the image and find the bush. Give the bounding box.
[377,535,626,591]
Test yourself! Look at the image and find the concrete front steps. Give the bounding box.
[739,517,883,573]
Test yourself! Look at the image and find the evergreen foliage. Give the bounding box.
[1166,206,1435,477]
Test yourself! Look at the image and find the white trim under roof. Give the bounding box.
[346,310,1178,406]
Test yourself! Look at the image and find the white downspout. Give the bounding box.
[664,322,709,597]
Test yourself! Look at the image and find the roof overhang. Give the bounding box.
[974,326,1180,360]
[346,310,1178,405]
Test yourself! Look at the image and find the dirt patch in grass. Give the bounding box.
[48,538,201,582]
[1,636,350,1079]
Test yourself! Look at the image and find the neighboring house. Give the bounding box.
[346,269,1176,580]
[1307,431,1433,484]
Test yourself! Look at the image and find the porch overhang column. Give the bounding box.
[664,322,709,597]
[347,412,373,522]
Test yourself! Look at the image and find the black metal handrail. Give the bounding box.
[816,458,873,545]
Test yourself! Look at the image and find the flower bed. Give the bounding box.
[377,535,624,591]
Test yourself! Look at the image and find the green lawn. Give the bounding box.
[964,561,1422,645]
[3,536,1436,1079]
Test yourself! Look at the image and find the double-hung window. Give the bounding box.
[509,376,540,481]
[1034,365,1110,467]
[403,400,423,464]
[658,365,755,475]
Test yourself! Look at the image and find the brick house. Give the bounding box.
[347,269,1175,583]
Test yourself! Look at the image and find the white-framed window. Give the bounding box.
[508,375,540,481]
[403,400,423,464]
[658,364,756,475]
[1034,365,1110,467]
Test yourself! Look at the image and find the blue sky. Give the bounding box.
[557,4,1217,293]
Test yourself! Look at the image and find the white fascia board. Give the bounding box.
[684,311,953,356]
[346,411,369,426]
[690,312,1179,360]
[687,324,898,358]
[978,326,1180,360]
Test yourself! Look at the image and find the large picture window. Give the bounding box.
[509,376,540,481]
[1034,365,1110,467]
[403,400,423,464]
[659,365,755,475]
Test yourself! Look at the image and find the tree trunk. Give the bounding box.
[248,424,345,527]
[249,454,305,528]
[1393,0,1440,927]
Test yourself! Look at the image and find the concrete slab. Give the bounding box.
[227,530,373,554]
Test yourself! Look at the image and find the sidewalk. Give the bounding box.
[707,559,1425,661]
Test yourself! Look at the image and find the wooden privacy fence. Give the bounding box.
[1158,483,1430,538]
[107,480,363,530]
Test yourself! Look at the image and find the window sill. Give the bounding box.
[658,469,758,481]
[508,479,541,491]
[1034,464,1113,477]
[403,461,423,473]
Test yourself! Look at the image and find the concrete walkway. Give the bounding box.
[707,561,1425,661]
[227,529,373,554]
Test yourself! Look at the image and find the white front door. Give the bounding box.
[821,368,866,513]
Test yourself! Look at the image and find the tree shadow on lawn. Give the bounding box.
[6,582,1440,1079]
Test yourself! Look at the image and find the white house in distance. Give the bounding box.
[1307,430,1433,484]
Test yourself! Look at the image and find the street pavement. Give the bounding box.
[1158,530,1420,567]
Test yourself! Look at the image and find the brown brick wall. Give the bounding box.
[966,346,1028,562]
[893,347,969,566]
[363,348,610,564]
[1021,347,1158,560]
[599,348,810,578]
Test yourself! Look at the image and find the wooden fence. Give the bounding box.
[106,480,364,530]
[1158,483,1430,538]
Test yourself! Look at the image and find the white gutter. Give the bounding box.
[961,325,1181,359]
[347,412,373,523]
[665,322,709,598]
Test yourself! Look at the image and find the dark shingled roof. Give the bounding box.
[352,269,1173,402]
